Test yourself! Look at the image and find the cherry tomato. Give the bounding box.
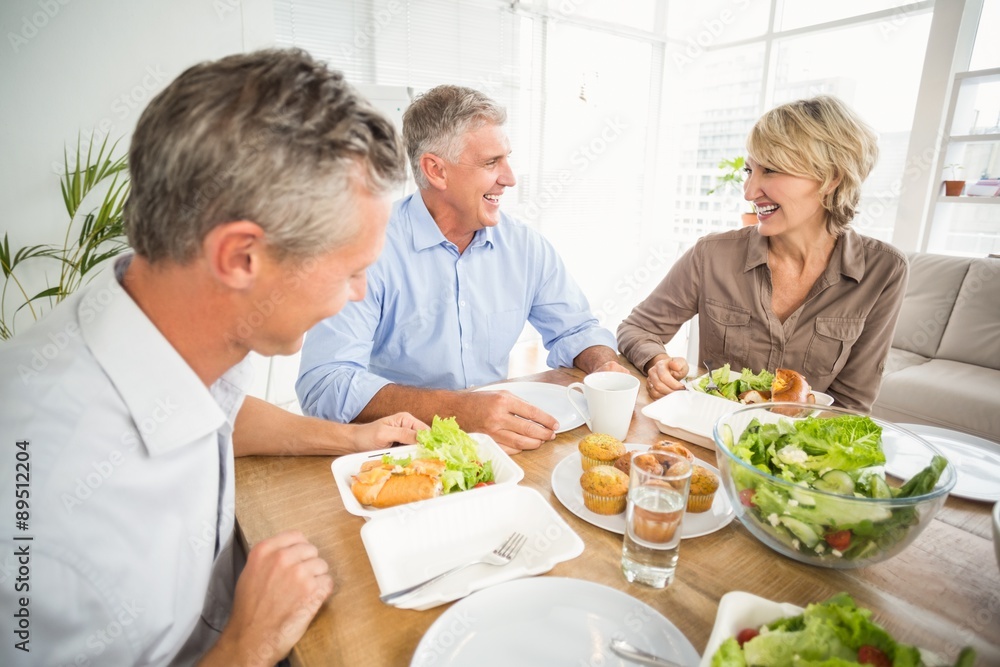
[738,488,756,508]
[474,482,488,488]
[735,628,759,647]
[824,529,852,551]
[858,645,891,667]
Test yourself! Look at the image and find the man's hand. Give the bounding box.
[645,355,689,400]
[203,531,333,667]
[348,412,429,452]
[454,391,558,455]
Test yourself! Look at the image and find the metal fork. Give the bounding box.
[703,360,721,393]
[379,532,527,604]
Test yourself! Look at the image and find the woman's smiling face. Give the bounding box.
[743,156,829,237]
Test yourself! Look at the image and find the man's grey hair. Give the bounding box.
[125,48,406,263]
[402,85,507,189]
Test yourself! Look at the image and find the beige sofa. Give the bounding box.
[872,252,1000,443]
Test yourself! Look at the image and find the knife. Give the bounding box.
[609,638,686,667]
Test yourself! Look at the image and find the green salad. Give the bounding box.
[695,364,774,401]
[399,415,494,493]
[724,414,948,562]
[711,592,976,666]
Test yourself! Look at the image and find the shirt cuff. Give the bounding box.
[302,369,393,423]
[545,326,618,369]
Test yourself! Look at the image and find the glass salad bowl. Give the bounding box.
[712,403,957,569]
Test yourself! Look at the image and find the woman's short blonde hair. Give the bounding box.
[746,95,878,235]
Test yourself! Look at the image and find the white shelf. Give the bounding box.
[937,196,1000,204]
[947,133,1000,143]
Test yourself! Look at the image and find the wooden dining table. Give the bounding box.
[234,365,1000,666]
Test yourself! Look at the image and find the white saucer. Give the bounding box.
[473,381,585,433]
[550,444,735,538]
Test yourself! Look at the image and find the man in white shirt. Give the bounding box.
[0,49,422,666]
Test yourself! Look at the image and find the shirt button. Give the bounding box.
[464,343,471,349]
[459,300,466,307]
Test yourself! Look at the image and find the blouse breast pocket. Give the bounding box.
[803,317,865,380]
[702,300,751,363]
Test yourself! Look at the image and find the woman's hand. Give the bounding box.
[645,354,689,400]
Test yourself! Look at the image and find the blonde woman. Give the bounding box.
[618,96,907,411]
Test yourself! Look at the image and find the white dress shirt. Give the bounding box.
[0,257,251,666]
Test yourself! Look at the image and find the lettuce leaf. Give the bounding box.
[715,593,971,666]
[415,416,494,493]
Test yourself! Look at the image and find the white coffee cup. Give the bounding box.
[566,372,640,440]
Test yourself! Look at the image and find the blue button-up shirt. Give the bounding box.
[296,192,615,423]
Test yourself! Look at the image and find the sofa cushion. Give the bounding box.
[935,257,1000,371]
[872,358,1000,443]
[883,348,930,375]
[891,253,971,358]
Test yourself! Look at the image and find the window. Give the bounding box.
[274,0,972,342]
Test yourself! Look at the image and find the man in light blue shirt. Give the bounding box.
[297,85,628,454]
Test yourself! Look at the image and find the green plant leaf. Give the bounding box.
[1,130,130,339]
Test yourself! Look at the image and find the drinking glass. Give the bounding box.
[621,451,692,588]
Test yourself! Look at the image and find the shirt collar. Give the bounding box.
[407,191,496,252]
[743,226,866,283]
[79,256,243,457]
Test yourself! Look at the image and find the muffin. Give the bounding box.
[579,465,629,515]
[578,433,626,471]
[687,465,720,513]
[612,452,633,476]
[651,441,695,463]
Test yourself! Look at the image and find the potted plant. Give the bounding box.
[0,133,130,340]
[709,156,757,226]
[943,164,965,197]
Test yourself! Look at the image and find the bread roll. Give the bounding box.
[350,457,446,508]
[370,473,442,508]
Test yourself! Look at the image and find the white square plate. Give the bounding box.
[641,391,740,450]
[331,433,524,518]
[362,484,584,610]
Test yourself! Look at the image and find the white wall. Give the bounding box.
[1,0,277,391]
[0,0,273,312]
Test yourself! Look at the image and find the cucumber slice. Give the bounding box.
[779,516,821,548]
[720,423,734,450]
[813,470,855,495]
[868,474,892,499]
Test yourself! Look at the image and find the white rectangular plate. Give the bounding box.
[641,391,740,450]
[362,484,584,610]
[331,433,524,518]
